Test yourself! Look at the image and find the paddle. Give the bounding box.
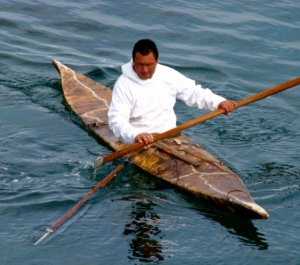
[34,164,124,245]
[94,76,300,171]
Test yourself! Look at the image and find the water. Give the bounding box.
[0,0,300,264]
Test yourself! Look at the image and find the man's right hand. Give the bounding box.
[134,133,154,145]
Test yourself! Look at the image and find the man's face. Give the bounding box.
[133,52,158,80]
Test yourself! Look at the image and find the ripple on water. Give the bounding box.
[245,162,300,209]
[0,0,299,263]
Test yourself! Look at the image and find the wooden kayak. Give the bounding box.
[53,60,269,219]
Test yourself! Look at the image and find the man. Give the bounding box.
[108,39,236,145]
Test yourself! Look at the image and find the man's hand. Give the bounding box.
[218,100,237,114]
[134,133,154,145]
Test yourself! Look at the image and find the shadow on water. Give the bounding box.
[207,211,268,250]
[180,193,269,250]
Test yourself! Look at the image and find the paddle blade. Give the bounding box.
[34,228,53,246]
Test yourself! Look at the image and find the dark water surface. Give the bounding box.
[1,1,300,264]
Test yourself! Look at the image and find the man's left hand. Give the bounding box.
[218,100,237,114]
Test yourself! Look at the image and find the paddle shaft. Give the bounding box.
[34,164,124,245]
[96,76,300,168]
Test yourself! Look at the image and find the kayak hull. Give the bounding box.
[53,60,269,219]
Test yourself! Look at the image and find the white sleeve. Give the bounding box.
[174,71,225,110]
[108,78,139,144]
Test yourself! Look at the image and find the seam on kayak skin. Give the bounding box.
[177,172,196,180]
[176,167,231,199]
[200,172,230,176]
[72,70,110,108]
[60,62,110,109]
[176,166,250,206]
[81,112,106,125]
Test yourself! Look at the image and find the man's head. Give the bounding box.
[132,39,159,80]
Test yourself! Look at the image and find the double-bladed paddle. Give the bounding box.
[95,76,300,171]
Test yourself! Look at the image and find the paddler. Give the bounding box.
[108,39,236,144]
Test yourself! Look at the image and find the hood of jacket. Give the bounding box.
[121,60,162,85]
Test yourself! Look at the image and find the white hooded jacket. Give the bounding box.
[108,61,225,143]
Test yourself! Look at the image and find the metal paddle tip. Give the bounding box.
[34,228,54,246]
[94,156,104,173]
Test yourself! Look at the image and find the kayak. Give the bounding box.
[53,60,269,219]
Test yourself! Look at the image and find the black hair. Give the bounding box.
[132,39,159,60]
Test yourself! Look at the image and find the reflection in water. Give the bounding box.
[123,197,164,263]
[119,165,268,259]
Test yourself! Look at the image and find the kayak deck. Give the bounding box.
[53,60,269,219]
